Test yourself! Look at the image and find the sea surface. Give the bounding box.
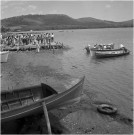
[54,27,133,119]
[1,28,133,133]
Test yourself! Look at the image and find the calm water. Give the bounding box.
[54,28,133,119]
[1,28,133,122]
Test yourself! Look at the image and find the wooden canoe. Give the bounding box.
[95,49,130,58]
[1,76,85,123]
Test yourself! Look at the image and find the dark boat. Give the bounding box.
[95,48,130,58]
[1,76,85,123]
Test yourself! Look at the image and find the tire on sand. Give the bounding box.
[97,104,117,115]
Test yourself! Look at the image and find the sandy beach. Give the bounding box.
[1,49,133,134]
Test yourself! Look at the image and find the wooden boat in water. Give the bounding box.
[95,48,130,58]
[88,43,130,58]
[0,51,9,63]
[1,76,85,123]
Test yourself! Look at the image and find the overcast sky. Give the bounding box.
[1,0,133,22]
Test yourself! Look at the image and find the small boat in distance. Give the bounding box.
[0,51,9,63]
[1,76,85,123]
[86,43,130,58]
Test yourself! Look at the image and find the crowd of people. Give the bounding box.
[93,43,115,50]
[0,33,55,47]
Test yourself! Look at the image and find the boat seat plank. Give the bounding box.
[21,97,34,106]
[1,96,35,112]
[6,92,19,100]
[1,95,34,104]
[8,100,22,109]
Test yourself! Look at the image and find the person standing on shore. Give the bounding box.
[48,33,51,44]
[48,33,51,49]
[43,33,46,45]
[33,38,40,53]
[36,40,40,53]
[51,33,54,42]
[16,35,20,52]
[46,33,48,45]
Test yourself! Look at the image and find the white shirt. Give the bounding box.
[120,44,124,48]
[51,34,54,37]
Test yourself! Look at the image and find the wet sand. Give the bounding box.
[1,50,133,134]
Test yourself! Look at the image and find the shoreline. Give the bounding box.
[2,27,132,35]
[1,50,73,92]
[1,49,133,134]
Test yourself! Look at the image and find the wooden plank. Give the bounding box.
[42,101,52,135]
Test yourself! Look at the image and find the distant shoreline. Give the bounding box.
[2,27,133,34]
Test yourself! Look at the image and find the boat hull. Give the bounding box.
[95,50,130,58]
[1,76,85,123]
[0,51,9,62]
[90,48,130,58]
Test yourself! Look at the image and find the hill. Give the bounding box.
[1,14,133,32]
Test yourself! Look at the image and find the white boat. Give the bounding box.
[0,51,9,63]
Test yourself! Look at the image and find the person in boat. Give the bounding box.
[110,43,114,49]
[87,44,90,49]
[99,44,103,50]
[103,45,107,50]
[120,44,127,53]
[94,44,98,48]
[120,44,124,49]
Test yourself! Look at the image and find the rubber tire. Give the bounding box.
[97,104,117,115]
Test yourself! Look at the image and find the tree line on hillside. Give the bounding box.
[1,26,11,33]
[1,14,133,32]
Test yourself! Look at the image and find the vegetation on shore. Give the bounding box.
[1,14,133,32]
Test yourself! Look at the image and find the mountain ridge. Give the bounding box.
[1,14,133,32]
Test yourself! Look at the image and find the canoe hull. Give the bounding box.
[1,76,85,123]
[0,51,9,62]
